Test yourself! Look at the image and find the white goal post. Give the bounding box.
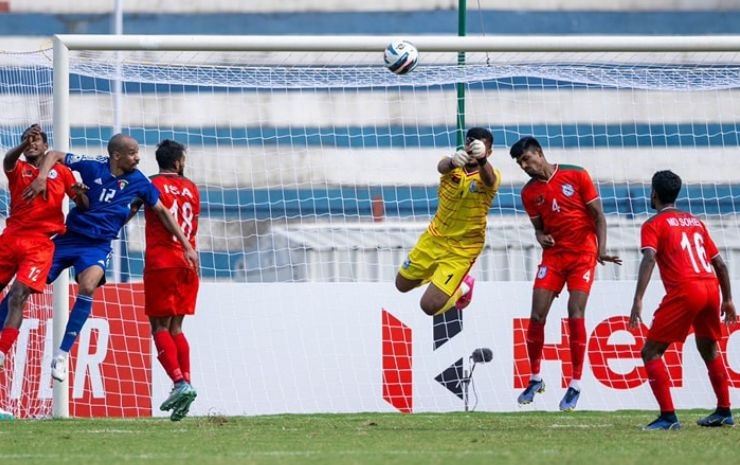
[36,34,740,418]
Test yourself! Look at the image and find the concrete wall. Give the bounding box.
[1,8,740,36]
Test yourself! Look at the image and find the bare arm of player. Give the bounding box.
[530,216,555,249]
[71,183,90,210]
[466,139,497,187]
[4,124,40,172]
[126,198,145,224]
[476,158,497,187]
[437,157,456,174]
[437,155,457,174]
[711,255,738,325]
[151,200,200,270]
[22,150,66,201]
[586,199,622,265]
[629,248,657,329]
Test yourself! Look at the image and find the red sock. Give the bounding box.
[526,320,546,375]
[173,332,191,383]
[645,358,674,414]
[568,318,586,381]
[0,327,20,355]
[153,330,183,383]
[706,355,731,410]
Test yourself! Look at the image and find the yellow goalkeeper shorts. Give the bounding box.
[398,230,478,296]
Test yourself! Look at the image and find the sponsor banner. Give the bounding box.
[3,281,738,417]
[152,281,740,416]
[70,284,151,418]
[0,294,52,419]
[0,284,150,418]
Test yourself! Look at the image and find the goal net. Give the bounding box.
[1,37,739,417]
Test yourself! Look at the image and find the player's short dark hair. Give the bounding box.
[652,170,682,204]
[465,127,493,147]
[509,136,542,159]
[21,126,48,144]
[107,133,130,155]
[155,139,186,170]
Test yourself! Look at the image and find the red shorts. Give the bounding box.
[648,280,721,344]
[144,267,199,317]
[533,251,597,295]
[0,232,54,293]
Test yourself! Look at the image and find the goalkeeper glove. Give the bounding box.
[451,149,471,167]
[467,139,487,159]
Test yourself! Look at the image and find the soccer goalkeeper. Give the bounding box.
[395,127,501,315]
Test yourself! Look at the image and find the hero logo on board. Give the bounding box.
[382,310,740,413]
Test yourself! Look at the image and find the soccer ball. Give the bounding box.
[383,39,419,75]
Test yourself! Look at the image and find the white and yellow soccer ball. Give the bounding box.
[383,39,419,75]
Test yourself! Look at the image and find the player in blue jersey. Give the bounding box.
[22,134,199,382]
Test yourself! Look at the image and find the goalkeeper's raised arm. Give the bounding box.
[465,135,498,187]
[437,133,498,188]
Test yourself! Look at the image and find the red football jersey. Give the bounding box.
[521,164,599,257]
[144,173,200,270]
[4,160,77,236]
[640,209,719,292]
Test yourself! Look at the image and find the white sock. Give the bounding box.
[531,374,542,382]
[569,379,581,391]
[54,350,69,360]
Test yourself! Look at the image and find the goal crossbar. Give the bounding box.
[55,34,740,52]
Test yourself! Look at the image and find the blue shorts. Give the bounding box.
[47,232,112,286]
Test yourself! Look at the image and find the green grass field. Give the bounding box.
[0,411,736,465]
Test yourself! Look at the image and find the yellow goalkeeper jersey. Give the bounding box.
[427,164,501,254]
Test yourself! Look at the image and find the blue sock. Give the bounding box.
[60,295,94,353]
[0,295,7,327]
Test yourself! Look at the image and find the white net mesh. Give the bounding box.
[0,45,739,416]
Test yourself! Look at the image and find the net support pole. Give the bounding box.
[110,0,127,283]
[456,0,466,149]
[52,36,71,419]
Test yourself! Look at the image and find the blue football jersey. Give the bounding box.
[64,153,160,241]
